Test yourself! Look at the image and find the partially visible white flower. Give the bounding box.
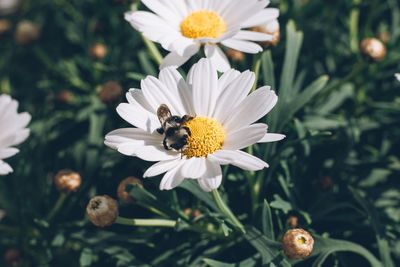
[395,73,400,82]
[105,58,284,192]
[252,18,280,47]
[0,0,20,15]
[0,95,31,175]
[125,0,279,72]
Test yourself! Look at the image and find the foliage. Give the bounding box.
[0,0,399,266]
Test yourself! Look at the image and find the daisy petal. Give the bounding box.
[223,86,277,131]
[144,158,183,177]
[223,123,268,150]
[0,160,13,175]
[104,128,162,149]
[190,58,219,116]
[221,39,263,54]
[117,143,179,162]
[241,8,280,28]
[160,48,196,70]
[209,150,268,171]
[204,44,230,72]
[160,161,186,190]
[0,148,19,160]
[233,30,273,42]
[218,69,241,92]
[197,160,222,192]
[258,133,286,143]
[180,157,207,179]
[116,103,159,133]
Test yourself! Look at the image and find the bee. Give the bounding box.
[156,104,194,152]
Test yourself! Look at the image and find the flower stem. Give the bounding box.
[46,193,67,221]
[350,0,361,53]
[251,54,262,92]
[142,36,163,65]
[115,217,177,228]
[211,189,246,234]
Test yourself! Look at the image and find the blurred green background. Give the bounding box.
[0,0,399,266]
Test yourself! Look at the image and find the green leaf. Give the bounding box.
[262,200,275,240]
[244,227,281,265]
[261,51,275,89]
[179,180,218,211]
[312,235,382,267]
[270,195,292,214]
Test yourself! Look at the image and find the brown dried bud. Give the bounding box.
[287,215,299,228]
[360,38,386,61]
[0,19,12,35]
[252,19,280,47]
[226,49,245,62]
[191,209,202,219]
[4,249,22,267]
[319,176,334,190]
[377,32,390,44]
[90,43,107,59]
[14,20,40,45]
[0,209,6,221]
[86,195,119,227]
[183,208,192,217]
[117,177,143,204]
[54,170,82,193]
[56,90,75,104]
[98,81,123,104]
[282,228,314,259]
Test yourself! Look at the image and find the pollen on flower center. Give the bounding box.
[183,117,225,158]
[180,10,226,39]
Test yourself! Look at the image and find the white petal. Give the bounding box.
[190,58,219,116]
[126,89,154,113]
[117,143,179,162]
[258,133,286,143]
[160,50,193,70]
[116,103,159,133]
[141,0,182,27]
[223,123,268,150]
[213,70,255,121]
[395,73,400,81]
[222,86,277,131]
[221,39,263,54]
[218,69,241,92]
[104,128,162,149]
[0,160,13,175]
[241,8,279,28]
[197,160,222,192]
[179,157,207,179]
[204,45,230,73]
[0,148,19,160]
[143,158,183,177]
[160,161,186,190]
[209,150,268,171]
[233,30,273,42]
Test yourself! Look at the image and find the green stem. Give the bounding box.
[142,36,163,65]
[116,217,177,228]
[350,0,362,53]
[211,189,246,234]
[251,54,262,92]
[46,193,67,221]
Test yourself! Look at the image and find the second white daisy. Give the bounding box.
[125,0,279,72]
[105,58,284,192]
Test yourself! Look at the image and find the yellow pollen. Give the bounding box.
[180,10,226,39]
[297,236,307,245]
[183,117,225,158]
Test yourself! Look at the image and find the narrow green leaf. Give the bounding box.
[262,200,275,240]
[261,51,275,89]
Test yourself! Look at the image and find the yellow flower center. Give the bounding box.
[183,117,225,158]
[180,10,226,39]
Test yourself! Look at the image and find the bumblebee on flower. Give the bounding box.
[125,0,279,72]
[105,58,284,192]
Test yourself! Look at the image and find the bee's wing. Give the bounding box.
[157,104,172,125]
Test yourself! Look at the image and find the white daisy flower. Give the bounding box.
[0,94,31,175]
[125,0,279,72]
[105,58,284,192]
[396,73,400,81]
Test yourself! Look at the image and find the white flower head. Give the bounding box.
[395,73,400,82]
[105,58,285,191]
[125,0,279,72]
[0,94,31,175]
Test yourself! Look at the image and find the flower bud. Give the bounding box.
[98,81,123,104]
[226,49,245,62]
[90,43,107,59]
[14,20,40,45]
[86,195,119,227]
[282,228,314,259]
[360,38,386,62]
[377,31,390,44]
[287,215,298,228]
[117,177,143,204]
[0,209,5,221]
[55,90,75,104]
[54,170,81,193]
[0,19,12,35]
[319,176,334,190]
[252,19,280,47]
[4,249,22,267]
